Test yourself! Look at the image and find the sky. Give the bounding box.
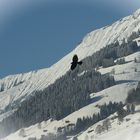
[0,0,140,78]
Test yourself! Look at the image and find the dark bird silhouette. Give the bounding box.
[71,55,82,70]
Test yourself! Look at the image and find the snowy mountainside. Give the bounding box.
[0,9,140,113]
[99,51,140,81]
[3,42,140,140]
[1,8,140,140]
[76,106,140,140]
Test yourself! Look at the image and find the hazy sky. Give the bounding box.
[0,0,140,78]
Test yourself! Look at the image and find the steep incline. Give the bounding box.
[0,9,140,113]
[3,49,140,140]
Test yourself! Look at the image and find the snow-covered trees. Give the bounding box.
[127,31,140,42]
[0,67,116,138]
[95,119,111,134]
[126,104,131,114]
[79,39,139,72]
[116,58,125,65]
[0,38,139,138]
[95,125,103,134]
[126,82,140,104]
[102,119,111,131]
[40,133,67,140]
[95,119,111,135]
[117,108,127,122]
[74,102,122,134]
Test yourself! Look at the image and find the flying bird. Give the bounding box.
[71,55,82,70]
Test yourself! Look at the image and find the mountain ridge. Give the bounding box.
[0,7,140,120]
[0,8,140,140]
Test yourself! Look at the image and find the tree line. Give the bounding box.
[0,70,115,138]
[0,31,139,138]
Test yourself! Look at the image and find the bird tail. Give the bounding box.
[78,61,82,65]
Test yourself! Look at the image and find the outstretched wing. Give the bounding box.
[73,55,78,63]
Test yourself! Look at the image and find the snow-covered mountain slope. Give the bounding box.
[99,51,140,81]
[76,105,140,140]
[2,44,140,140]
[1,9,140,115]
[1,8,140,140]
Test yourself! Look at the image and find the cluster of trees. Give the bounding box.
[95,119,111,134]
[97,104,136,134]
[126,82,140,104]
[116,82,140,122]
[0,70,115,138]
[32,99,136,139]
[45,102,125,137]
[60,102,124,134]
[126,104,135,114]
[79,39,139,70]
[117,103,136,122]
[75,102,124,132]
[102,58,114,68]
[117,107,127,122]
[116,58,126,65]
[39,133,67,140]
[27,133,67,140]
[0,32,139,138]
[127,31,140,42]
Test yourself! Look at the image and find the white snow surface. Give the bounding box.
[3,52,140,140]
[1,9,140,113]
[1,8,140,140]
[76,106,140,140]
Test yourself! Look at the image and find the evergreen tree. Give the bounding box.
[102,119,111,131]
[131,104,135,114]
[126,104,131,114]
[76,118,83,132]
[134,57,137,63]
[117,108,127,122]
[95,125,103,134]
